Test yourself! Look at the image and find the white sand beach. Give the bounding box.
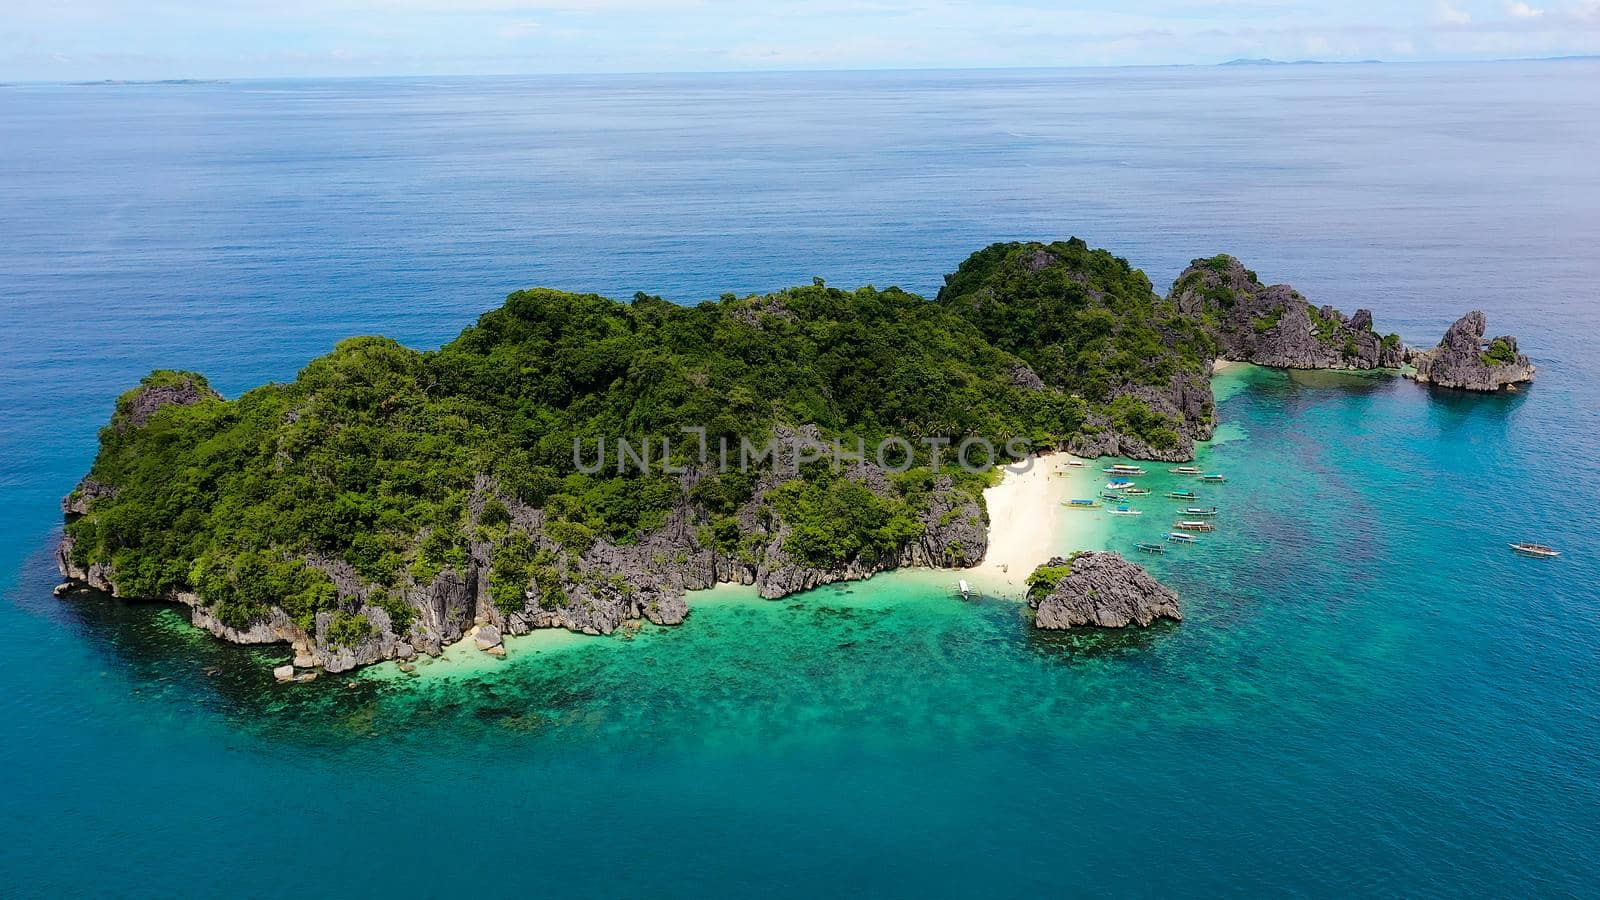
[965,452,1105,596]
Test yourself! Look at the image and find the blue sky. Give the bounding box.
[4,0,1599,80]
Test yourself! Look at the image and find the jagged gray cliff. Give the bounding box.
[1408,310,1535,391]
[1026,551,1182,629]
[1170,255,1405,370]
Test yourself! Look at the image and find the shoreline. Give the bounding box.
[963,452,1107,597]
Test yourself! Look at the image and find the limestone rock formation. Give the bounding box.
[1408,311,1535,391]
[1026,552,1182,629]
[1170,255,1405,370]
[112,371,221,431]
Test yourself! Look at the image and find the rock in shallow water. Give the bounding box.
[1408,310,1535,391]
[1026,552,1182,629]
[473,624,503,651]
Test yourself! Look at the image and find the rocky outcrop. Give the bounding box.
[113,372,221,431]
[1408,311,1535,391]
[1170,256,1405,370]
[62,479,117,516]
[1067,373,1216,462]
[1026,552,1182,629]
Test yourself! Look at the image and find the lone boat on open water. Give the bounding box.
[1509,543,1560,558]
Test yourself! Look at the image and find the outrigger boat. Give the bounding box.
[1182,507,1219,517]
[1167,490,1198,500]
[1107,506,1142,516]
[1064,498,1101,509]
[1105,480,1136,492]
[1066,460,1086,468]
[1122,486,1152,497]
[1173,520,1216,532]
[1103,464,1147,476]
[1136,542,1166,554]
[1509,543,1560,558]
[1200,474,1227,483]
[1169,466,1203,475]
[1100,491,1129,501]
[1166,532,1197,544]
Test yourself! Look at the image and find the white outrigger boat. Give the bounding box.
[1169,465,1203,475]
[1103,464,1147,476]
[1107,506,1142,516]
[1509,543,1560,559]
[1105,480,1136,492]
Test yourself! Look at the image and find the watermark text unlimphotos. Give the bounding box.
[574,427,1036,476]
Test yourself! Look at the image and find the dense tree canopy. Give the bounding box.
[65,240,1214,634]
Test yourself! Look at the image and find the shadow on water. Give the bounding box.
[49,583,408,742]
[1021,613,1180,665]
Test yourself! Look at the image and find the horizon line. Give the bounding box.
[4,53,1596,87]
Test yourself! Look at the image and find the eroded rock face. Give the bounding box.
[1408,311,1535,391]
[1170,256,1405,370]
[62,479,117,516]
[114,373,221,431]
[1027,552,1182,629]
[1066,373,1216,462]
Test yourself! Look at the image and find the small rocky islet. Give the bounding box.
[1026,552,1182,629]
[55,239,1533,668]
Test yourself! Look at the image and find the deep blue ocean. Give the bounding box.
[3,62,1599,898]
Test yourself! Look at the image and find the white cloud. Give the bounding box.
[1507,1,1544,16]
[1436,0,1473,25]
[497,21,542,39]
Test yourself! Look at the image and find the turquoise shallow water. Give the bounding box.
[4,64,1600,897]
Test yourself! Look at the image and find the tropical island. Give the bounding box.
[55,239,1534,674]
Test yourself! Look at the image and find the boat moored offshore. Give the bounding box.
[1166,532,1198,544]
[1200,474,1227,483]
[1065,498,1101,509]
[1104,464,1147,476]
[1136,542,1166,554]
[1182,507,1219,517]
[1173,520,1216,532]
[1167,490,1197,500]
[1105,480,1136,491]
[1169,465,1202,475]
[1509,543,1560,558]
[1108,506,1142,516]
